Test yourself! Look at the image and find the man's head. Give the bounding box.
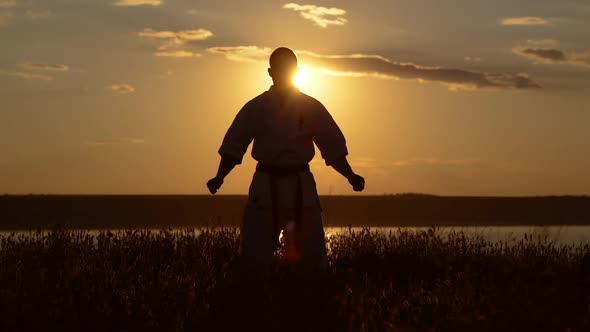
[268,47,298,87]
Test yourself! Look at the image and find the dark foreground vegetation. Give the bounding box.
[1,228,590,331]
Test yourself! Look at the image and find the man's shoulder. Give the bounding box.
[242,91,270,109]
[296,90,325,109]
[242,89,325,110]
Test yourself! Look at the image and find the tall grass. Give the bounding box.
[1,227,589,331]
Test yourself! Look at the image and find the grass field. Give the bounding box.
[1,227,590,331]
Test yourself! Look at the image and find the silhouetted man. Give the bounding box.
[207,47,364,276]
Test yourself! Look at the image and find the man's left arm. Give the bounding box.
[330,156,365,192]
[311,102,365,192]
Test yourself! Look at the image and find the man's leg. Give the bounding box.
[234,206,276,330]
[301,207,328,272]
[278,208,335,332]
[240,206,275,282]
[282,207,327,273]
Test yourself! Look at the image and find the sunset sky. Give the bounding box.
[1,0,589,196]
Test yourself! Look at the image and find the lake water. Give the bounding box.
[2,226,590,245]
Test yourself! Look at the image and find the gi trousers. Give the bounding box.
[239,170,327,278]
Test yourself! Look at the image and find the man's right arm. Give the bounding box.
[207,102,255,194]
[207,155,239,194]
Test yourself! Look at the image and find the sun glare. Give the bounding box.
[293,66,310,89]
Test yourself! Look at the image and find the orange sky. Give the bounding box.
[1,0,589,195]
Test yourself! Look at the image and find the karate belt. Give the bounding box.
[255,163,310,250]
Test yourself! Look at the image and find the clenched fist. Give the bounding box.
[348,174,365,192]
[206,177,224,194]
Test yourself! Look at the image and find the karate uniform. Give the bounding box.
[218,85,348,273]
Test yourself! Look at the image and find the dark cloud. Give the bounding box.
[514,48,567,62]
[572,54,590,66]
[300,51,541,90]
[207,46,541,90]
[513,46,590,68]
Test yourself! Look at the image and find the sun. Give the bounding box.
[293,66,310,89]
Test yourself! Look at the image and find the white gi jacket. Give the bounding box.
[219,86,348,210]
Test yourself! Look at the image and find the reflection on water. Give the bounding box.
[2,226,590,245]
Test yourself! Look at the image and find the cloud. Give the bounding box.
[0,0,15,8]
[0,70,53,80]
[207,46,541,90]
[208,46,272,62]
[0,62,69,80]
[513,48,567,62]
[85,138,146,147]
[25,9,51,19]
[513,46,590,68]
[0,10,14,25]
[159,70,173,78]
[500,17,549,26]
[154,50,200,58]
[524,39,559,47]
[138,28,212,41]
[301,52,541,90]
[464,56,482,62]
[392,158,482,167]
[283,3,347,28]
[113,0,162,7]
[571,53,590,67]
[138,28,212,57]
[18,62,69,71]
[348,157,381,169]
[109,84,135,94]
[328,157,483,179]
